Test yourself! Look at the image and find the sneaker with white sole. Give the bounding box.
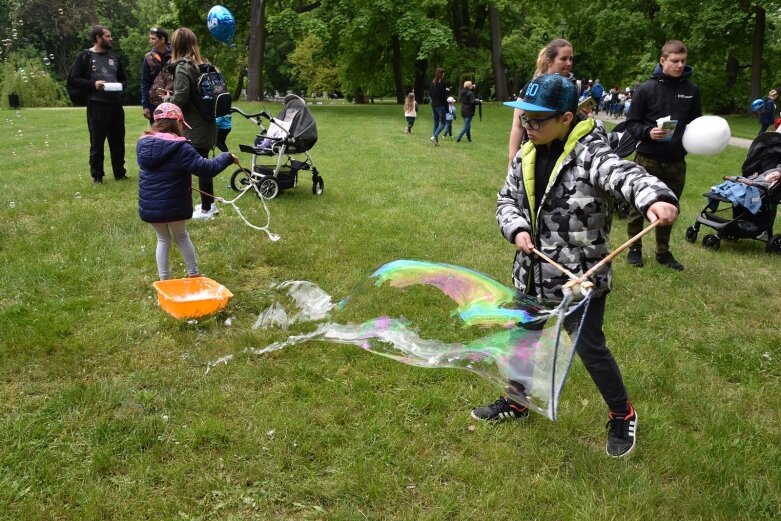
[606,402,637,458]
[471,396,529,422]
[192,206,217,220]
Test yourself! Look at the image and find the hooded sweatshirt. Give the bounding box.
[625,63,702,162]
[137,132,233,223]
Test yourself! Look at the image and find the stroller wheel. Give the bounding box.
[702,234,721,250]
[312,176,324,195]
[230,168,253,192]
[257,177,279,200]
[685,226,698,243]
[766,234,781,254]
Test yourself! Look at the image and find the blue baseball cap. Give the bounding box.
[504,74,578,113]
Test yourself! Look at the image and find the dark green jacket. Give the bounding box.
[168,58,216,151]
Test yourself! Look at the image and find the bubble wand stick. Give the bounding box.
[563,221,659,292]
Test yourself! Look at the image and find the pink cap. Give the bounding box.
[153,102,191,129]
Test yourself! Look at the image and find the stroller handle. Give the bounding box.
[723,175,774,192]
[231,107,271,120]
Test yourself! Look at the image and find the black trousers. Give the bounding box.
[568,294,628,412]
[87,102,125,179]
[215,128,231,153]
[509,294,628,413]
[194,147,214,211]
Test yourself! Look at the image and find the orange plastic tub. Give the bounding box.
[153,277,233,319]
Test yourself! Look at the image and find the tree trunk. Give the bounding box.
[247,0,267,102]
[750,4,765,101]
[414,58,428,103]
[353,87,367,104]
[488,4,508,101]
[391,34,404,103]
[726,51,738,88]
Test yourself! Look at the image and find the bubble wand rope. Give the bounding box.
[191,161,280,241]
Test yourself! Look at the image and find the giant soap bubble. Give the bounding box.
[207,5,236,46]
[683,115,731,156]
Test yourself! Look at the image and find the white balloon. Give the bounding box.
[682,115,731,156]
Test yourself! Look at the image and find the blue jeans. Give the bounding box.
[457,116,472,141]
[431,105,447,140]
[444,119,453,136]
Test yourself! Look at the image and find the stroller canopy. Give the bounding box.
[742,131,781,177]
[278,94,318,152]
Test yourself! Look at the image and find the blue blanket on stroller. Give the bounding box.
[709,180,762,214]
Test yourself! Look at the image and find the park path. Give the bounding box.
[598,113,753,149]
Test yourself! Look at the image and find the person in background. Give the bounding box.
[429,67,448,146]
[474,74,680,459]
[456,81,480,143]
[758,89,778,135]
[443,96,457,138]
[591,79,604,115]
[140,27,174,123]
[507,39,575,162]
[625,40,702,271]
[404,92,418,134]
[67,25,128,184]
[137,103,238,280]
[215,114,232,152]
[169,27,219,220]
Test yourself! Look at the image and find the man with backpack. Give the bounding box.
[67,25,128,184]
[141,27,174,123]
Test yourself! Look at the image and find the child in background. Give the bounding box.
[137,103,238,280]
[215,114,232,152]
[404,92,418,133]
[444,96,457,138]
[473,74,679,458]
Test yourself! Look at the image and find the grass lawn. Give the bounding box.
[1,102,779,520]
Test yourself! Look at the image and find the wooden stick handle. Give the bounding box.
[578,220,660,282]
[531,248,579,281]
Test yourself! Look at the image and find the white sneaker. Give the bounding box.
[192,206,215,220]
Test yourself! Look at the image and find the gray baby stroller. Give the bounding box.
[230,94,323,199]
[684,132,781,253]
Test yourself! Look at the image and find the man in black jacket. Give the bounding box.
[68,25,128,184]
[625,40,702,270]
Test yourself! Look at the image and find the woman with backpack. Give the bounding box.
[169,27,219,220]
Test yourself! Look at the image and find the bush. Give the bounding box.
[0,55,69,108]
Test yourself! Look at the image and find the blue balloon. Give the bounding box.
[751,98,764,112]
[207,5,236,46]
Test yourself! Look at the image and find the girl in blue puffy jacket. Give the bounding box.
[137,103,238,280]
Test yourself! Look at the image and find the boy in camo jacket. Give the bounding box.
[471,74,679,459]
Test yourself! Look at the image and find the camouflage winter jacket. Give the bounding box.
[496,118,678,302]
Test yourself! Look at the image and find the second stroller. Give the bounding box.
[230,94,323,199]
[685,131,781,253]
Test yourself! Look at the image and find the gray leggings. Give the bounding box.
[149,220,199,279]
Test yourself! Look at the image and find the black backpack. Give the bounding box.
[194,63,231,120]
[66,50,92,106]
